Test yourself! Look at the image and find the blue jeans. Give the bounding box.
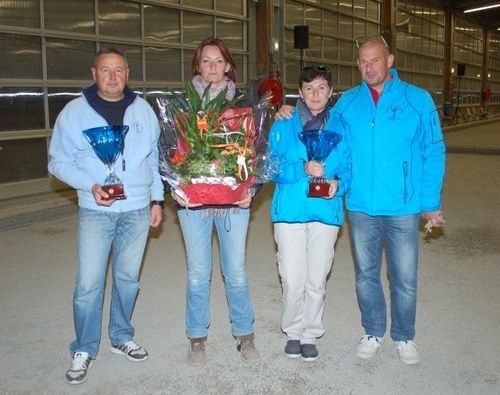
[177,208,255,339]
[348,211,419,341]
[70,206,150,359]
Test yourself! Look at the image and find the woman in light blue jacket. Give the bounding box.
[269,66,350,361]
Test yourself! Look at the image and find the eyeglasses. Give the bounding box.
[355,35,389,49]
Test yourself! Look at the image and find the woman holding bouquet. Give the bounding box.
[268,66,351,361]
[169,37,260,365]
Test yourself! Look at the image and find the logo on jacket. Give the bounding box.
[388,106,402,120]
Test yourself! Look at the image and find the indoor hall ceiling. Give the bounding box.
[440,1,500,31]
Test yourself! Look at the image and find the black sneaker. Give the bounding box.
[110,340,149,362]
[65,352,93,385]
[284,340,301,358]
[301,344,318,362]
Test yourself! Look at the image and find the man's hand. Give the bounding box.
[150,205,163,227]
[92,184,116,206]
[422,210,446,233]
[275,104,295,120]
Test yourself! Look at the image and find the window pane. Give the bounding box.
[183,12,213,46]
[305,7,321,33]
[216,1,243,15]
[216,18,243,50]
[48,88,82,128]
[324,38,338,61]
[285,3,303,26]
[367,1,379,20]
[338,14,352,37]
[0,0,40,28]
[46,39,95,80]
[99,0,140,39]
[338,65,353,88]
[183,0,213,9]
[323,11,338,36]
[0,88,44,132]
[353,0,367,18]
[232,54,244,84]
[144,5,180,44]
[146,47,181,82]
[0,34,42,79]
[307,34,321,58]
[184,49,195,82]
[339,39,354,63]
[44,0,94,34]
[0,138,48,183]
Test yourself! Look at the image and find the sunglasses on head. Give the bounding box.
[355,35,389,49]
[302,65,331,74]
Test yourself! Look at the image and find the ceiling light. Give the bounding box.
[464,3,500,13]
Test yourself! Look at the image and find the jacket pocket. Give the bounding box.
[402,161,408,204]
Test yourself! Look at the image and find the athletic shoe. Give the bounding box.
[110,340,149,362]
[395,340,419,365]
[284,340,301,358]
[356,335,382,359]
[301,344,318,362]
[65,352,92,385]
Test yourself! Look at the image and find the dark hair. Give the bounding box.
[191,37,237,83]
[299,66,332,88]
[93,47,128,68]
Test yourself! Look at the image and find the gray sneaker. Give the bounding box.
[65,352,93,385]
[284,340,301,358]
[301,344,318,362]
[237,334,260,363]
[187,337,207,365]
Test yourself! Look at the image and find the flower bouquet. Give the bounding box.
[156,82,277,205]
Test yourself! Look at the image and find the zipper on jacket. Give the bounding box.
[403,161,408,203]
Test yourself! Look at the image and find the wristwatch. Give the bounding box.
[151,200,164,209]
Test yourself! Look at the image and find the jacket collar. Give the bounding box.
[82,83,137,124]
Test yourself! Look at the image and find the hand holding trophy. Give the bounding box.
[299,129,342,197]
[83,125,129,200]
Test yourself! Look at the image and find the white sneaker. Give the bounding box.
[395,340,419,365]
[110,340,149,362]
[65,352,93,385]
[356,335,382,359]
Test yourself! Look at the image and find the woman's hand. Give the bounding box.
[304,161,324,177]
[171,190,203,208]
[234,188,255,209]
[326,179,339,199]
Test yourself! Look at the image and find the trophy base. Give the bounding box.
[102,183,126,200]
[308,181,330,197]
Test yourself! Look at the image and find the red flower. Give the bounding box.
[169,135,191,164]
[257,78,283,106]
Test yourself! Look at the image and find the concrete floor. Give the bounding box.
[1,121,499,395]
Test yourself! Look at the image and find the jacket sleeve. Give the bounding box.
[145,107,167,201]
[269,120,307,184]
[48,106,95,192]
[419,93,446,212]
[325,113,351,197]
